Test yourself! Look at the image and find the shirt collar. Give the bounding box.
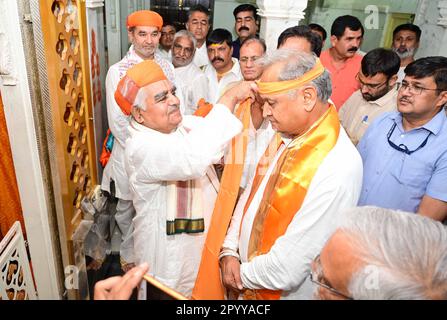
[392,109,446,135]
[211,58,241,78]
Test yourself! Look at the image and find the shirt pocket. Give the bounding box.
[395,155,433,191]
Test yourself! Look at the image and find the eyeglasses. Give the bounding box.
[239,56,261,64]
[309,254,353,300]
[355,73,388,90]
[399,81,442,95]
[387,122,431,155]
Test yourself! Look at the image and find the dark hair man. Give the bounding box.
[339,48,400,145]
[392,23,422,83]
[320,15,364,109]
[309,23,327,43]
[204,29,242,103]
[357,56,447,222]
[232,4,259,59]
[186,4,211,69]
[277,25,323,57]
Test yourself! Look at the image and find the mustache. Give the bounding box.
[347,47,358,52]
[212,57,224,63]
[238,26,250,32]
[399,97,412,104]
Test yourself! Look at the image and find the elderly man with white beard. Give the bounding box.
[172,30,210,115]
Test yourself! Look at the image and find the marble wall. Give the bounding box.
[414,0,447,58]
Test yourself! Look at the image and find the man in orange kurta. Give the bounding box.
[320,15,364,110]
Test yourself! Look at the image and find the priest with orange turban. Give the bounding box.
[202,50,364,300]
[120,59,257,299]
[97,10,186,272]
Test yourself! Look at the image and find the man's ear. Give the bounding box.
[388,74,398,88]
[128,28,134,43]
[436,90,447,109]
[131,107,144,124]
[330,35,338,48]
[302,86,318,112]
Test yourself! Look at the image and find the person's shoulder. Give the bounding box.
[353,53,363,62]
[313,126,363,185]
[342,90,362,108]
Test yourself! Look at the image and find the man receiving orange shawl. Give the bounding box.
[217,50,364,300]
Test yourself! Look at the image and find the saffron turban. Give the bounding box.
[256,58,325,95]
[126,10,163,30]
[115,60,168,115]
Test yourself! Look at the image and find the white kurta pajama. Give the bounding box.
[124,105,242,298]
[223,127,363,299]
[204,58,243,104]
[193,44,209,70]
[100,46,185,264]
[174,63,210,115]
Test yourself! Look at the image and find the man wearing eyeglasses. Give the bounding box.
[357,56,447,222]
[310,206,447,300]
[339,48,400,145]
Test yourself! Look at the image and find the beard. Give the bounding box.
[172,56,193,68]
[362,86,390,102]
[393,47,416,59]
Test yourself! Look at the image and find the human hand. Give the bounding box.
[218,81,258,113]
[220,256,243,293]
[94,262,149,300]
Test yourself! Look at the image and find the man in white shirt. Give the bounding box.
[119,59,254,298]
[204,28,243,104]
[186,4,210,70]
[172,30,209,115]
[100,10,184,271]
[392,23,421,83]
[157,22,175,61]
[339,48,400,145]
[220,50,363,300]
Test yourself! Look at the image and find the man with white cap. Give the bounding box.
[119,59,253,298]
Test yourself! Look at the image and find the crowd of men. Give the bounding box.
[90,4,447,300]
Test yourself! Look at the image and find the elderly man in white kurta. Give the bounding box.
[101,10,185,270]
[172,30,209,115]
[119,60,257,299]
[219,50,363,300]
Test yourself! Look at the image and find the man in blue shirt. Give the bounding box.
[357,56,447,221]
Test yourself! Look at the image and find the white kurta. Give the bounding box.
[240,118,275,190]
[174,63,210,115]
[204,58,243,104]
[101,47,186,199]
[157,47,172,61]
[193,44,209,70]
[124,105,242,298]
[223,126,363,299]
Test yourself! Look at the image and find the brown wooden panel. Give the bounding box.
[39,0,97,253]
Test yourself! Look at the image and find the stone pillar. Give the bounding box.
[256,0,309,52]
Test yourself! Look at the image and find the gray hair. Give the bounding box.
[257,49,332,102]
[133,87,149,111]
[241,36,266,53]
[173,30,197,50]
[340,206,447,300]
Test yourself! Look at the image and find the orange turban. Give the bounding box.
[126,10,163,30]
[115,60,168,115]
